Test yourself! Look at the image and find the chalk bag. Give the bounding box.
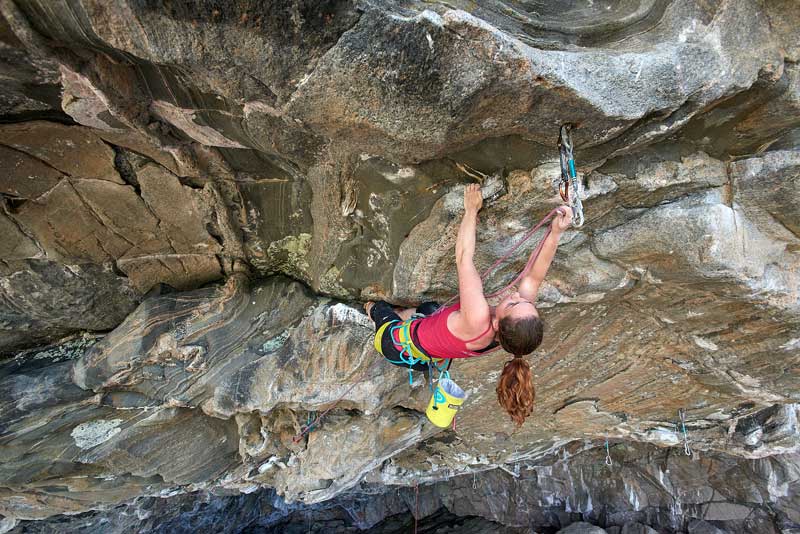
[425,378,466,428]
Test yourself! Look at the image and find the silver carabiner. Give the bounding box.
[679,409,693,456]
[557,124,585,227]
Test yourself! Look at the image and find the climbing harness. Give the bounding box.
[418,197,579,426]
[558,124,585,227]
[375,318,450,386]
[679,409,693,456]
[605,438,613,466]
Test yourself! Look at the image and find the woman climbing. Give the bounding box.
[365,183,573,427]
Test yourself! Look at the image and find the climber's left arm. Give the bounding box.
[455,184,491,330]
[518,207,572,300]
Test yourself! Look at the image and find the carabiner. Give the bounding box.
[557,124,585,227]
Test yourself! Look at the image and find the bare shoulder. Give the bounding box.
[447,309,489,340]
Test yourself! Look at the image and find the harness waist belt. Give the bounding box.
[374,319,446,365]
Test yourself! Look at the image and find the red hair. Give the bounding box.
[496,356,535,426]
[495,316,543,426]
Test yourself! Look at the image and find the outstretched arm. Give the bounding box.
[455,184,491,330]
[518,207,572,301]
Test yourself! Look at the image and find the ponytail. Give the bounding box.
[495,315,542,426]
[496,355,535,427]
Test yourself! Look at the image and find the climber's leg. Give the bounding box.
[395,301,440,321]
[366,301,401,331]
[395,307,418,321]
[416,301,441,316]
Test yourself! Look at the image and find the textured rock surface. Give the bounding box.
[7,440,799,533]
[0,0,799,531]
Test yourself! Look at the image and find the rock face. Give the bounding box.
[7,440,800,533]
[0,0,799,531]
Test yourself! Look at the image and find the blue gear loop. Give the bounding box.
[383,319,451,389]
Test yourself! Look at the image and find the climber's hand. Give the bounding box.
[552,206,573,234]
[464,183,483,214]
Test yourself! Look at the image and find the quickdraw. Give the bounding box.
[679,409,693,456]
[605,438,613,466]
[558,124,585,227]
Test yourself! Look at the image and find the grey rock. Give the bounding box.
[0,260,140,355]
[620,523,658,534]
[687,519,727,534]
[557,522,607,534]
[700,502,753,521]
[0,0,800,530]
[730,149,800,241]
[0,11,63,122]
[5,437,800,532]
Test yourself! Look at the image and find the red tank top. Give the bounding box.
[411,303,498,359]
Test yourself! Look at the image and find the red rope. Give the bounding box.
[440,207,563,308]
[292,358,383,443]
[435,207,564,357]
[414,480,419,534]
[292,207,564,443]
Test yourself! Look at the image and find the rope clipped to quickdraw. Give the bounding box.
[298,410,318,437]
[605,438,613,466]
[679,409,693,456]
[292,357,384,443]
[426,125,584,355]
[558,124,585,227]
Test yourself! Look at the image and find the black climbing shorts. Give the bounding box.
[368,300,430,372]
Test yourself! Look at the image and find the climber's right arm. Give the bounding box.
[518,207,572,300]
[455,184,491,330]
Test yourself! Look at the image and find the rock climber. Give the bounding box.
[366,184,573,426]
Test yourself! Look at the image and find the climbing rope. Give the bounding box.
[414,480,420,534]
[558,124,585,227]
[291,357,384,443]
[482,124,584,294]
[438,206,567,316]
[605,438,613,466]
[295,129,584,443]
[679,409,693,456]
